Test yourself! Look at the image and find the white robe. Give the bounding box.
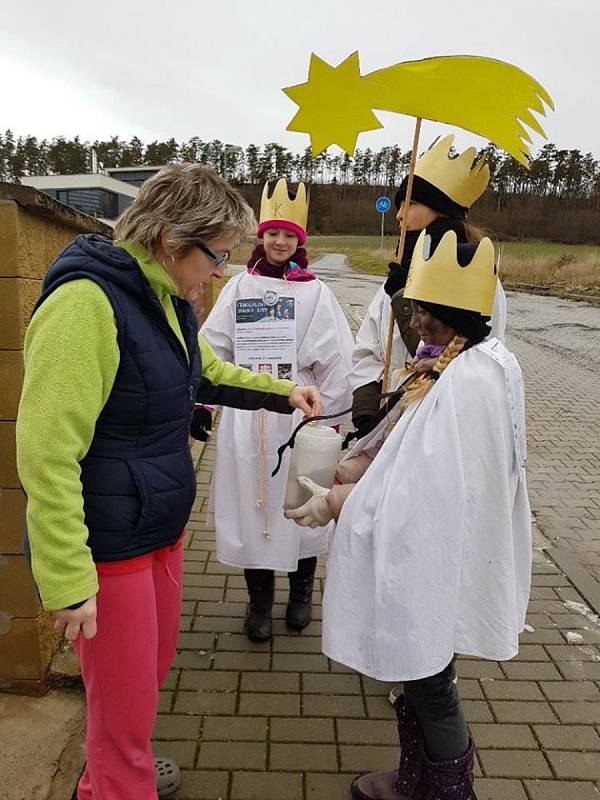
[322,338,531,682]
[349,284,410,393]
[349,279,507,392]
[201,271,354,571]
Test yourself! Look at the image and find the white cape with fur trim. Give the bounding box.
[201,270,353,571]
[349,279,507,392]
[322,339,531,681]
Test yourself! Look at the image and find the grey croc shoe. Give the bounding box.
[155,758,181,798]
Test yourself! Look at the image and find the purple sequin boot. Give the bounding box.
[420,739,477,799]
[351,695,424,799]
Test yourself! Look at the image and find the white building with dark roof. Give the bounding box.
[20,173,139,223]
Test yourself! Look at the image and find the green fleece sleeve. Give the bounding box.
[197,335,296,413]
[16,280,119,610]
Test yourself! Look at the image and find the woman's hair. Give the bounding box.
[398,335,468,409]
[113,163,256,255]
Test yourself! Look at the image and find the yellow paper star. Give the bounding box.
[283,52,554,165]
[283,52,383,155]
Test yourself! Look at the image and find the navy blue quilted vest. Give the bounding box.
[33,234,202,562]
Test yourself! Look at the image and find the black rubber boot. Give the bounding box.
[244,569,275,642]
[286,557,317,631]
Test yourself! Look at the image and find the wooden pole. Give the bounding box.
[381,116,422,396]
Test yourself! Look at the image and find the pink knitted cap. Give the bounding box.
[257,219,307,246]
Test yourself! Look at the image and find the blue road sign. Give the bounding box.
[375,196,391,214]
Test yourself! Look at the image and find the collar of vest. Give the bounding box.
[43,234,149,302]
[117,239,180,301]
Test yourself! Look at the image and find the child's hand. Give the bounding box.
[284,477,332,527]
[414,357,438,374]
[384,262,409,297]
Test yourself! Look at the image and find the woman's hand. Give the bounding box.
[52,596,98,642]
[289,385,324,418]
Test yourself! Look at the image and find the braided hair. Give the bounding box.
[398,335,468,410]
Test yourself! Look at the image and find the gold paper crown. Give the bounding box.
[259,179,309,231]
[404,230,497,316]
[416,135,490,209]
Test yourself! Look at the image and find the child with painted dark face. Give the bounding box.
[350,136,507,440]
[287,231,530,800]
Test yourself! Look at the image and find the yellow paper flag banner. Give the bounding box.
[283,52,554,166]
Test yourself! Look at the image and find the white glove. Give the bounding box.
[284,476,333,528]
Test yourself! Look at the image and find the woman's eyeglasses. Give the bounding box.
[195,240,230,267]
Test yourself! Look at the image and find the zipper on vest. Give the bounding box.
[140,282,198,407]
[143,284,191,370]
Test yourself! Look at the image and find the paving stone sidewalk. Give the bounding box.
[151,436,600,800]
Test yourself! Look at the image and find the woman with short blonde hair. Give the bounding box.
[17,163,321,800]
[114,163,256,254]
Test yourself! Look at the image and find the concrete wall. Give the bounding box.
[0,184,112,695]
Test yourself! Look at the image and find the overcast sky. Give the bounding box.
[1,0,597,159]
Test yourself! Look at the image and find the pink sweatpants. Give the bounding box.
[73,544,183,800]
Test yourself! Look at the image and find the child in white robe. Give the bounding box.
[286,231,530,800]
